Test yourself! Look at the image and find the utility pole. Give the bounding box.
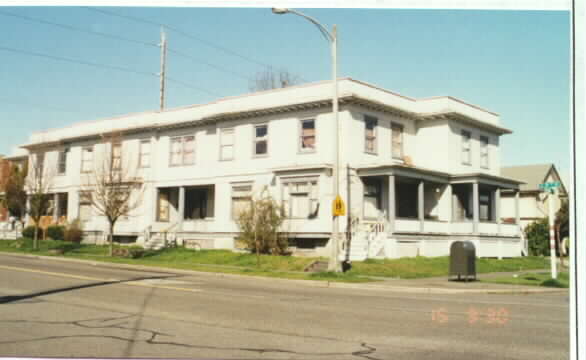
[159,27,167,111]
[548,188,558,279]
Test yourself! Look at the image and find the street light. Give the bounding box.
[272,8,342,272]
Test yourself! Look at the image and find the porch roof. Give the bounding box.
[356,163,523,189]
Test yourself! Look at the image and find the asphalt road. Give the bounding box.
[0,254,569,360]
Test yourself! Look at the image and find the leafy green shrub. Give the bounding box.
[525,218,550,256]
[21,226,36,239]
[128,247,145,259]
[47,225,65,240]
[64,219,83,243]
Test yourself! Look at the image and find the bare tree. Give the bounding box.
[248,68,302,92]
[82,132,144,256]
[26,152,55,250]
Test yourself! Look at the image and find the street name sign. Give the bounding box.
[539,182,561,190]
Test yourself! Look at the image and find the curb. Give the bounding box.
[0,251,568,295]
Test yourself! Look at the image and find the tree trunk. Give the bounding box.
[109,223,114,257]
[33,223,38,250]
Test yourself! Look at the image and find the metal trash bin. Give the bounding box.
[449,241,476,281]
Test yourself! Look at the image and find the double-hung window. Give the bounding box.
[79,191,92,223]
[299,119,316,152]
[81,147,93,173]
[112,142,122,171]
[391,123,404,159]
[364,116,378,154]
[282,179,319,219]
[220,128,235,160]
[170,135,195,166]
[461,130,472,165]
[231,183,253,220]
[254,124,268,156]
[139,139,151,168]
[58,149,68,175]
[480,136,489,169]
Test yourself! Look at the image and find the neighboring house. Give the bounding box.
[501,164,568,229]
[16,78,524,259]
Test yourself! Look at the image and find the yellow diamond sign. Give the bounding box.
[332,195,346,216]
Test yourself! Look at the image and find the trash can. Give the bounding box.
[449,241,476,281]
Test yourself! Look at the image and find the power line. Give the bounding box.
[83,6,276,70]
[0,45,156,77]
[0,45,223,98]
[0,97,84,114]
[167,48,253,82]
[166,76,223,97]
[0,9,158,48]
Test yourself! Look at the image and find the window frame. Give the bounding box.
[81,146,93,173]
[391,122,404,160]
[298,118,316,153]
[111,142,122,171]
[281,178,319,219]
[169,135,196,167]
[461,130,472,166]
[253,123,269,158]
[57,149,68,175]
[480,135,489,169]
[139,139,151,168]
[230,183,253,220]
[78,191,92,223]
[364,115,378,154]
[219,127,235,161]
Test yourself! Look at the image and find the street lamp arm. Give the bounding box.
[281,9,334,43]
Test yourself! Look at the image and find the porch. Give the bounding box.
[346,165,524,260]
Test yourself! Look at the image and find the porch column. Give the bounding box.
[473,181,479,234]
[495,188,501,234]
[53,193,59,223]
[178,186,185,227]
[387,174,395,233]
[445,184,453,233]
[152,187,159,223]
[418,181,424,232]
[515,190,520,234]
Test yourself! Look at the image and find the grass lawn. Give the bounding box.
[0,238,551,282]
[480,271,569,288]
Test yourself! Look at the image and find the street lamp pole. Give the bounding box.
[272,8,342,272]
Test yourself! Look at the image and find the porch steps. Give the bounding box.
[303,260,329,273]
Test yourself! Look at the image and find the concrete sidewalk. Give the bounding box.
[0,251,568,295]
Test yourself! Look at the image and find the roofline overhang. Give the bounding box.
[19,93,508,150]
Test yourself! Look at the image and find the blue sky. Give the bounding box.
[0,7,570,180]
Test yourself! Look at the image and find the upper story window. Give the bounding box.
[220,128,235,161]
[32,152,45,176]
[480,135,489,169]
[364,116,378,154]
[112,142,122,171]
[81,146,93,173]
[58,149,68,175]
[254,124,268,156]
[282,178,319,219]
[391,123,404,159]
[170,135,195,166]
[461,130,472,165]
[139,139,151,168]
[299,119,316,152]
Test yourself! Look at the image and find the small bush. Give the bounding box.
[47,225,65,240]
[64,219,83,243]
[525,218,549,256]
[21,226,36,239]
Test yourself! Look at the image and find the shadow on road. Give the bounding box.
[0,274,182,304]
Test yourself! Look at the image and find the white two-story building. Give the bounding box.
[18,78,525,259]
